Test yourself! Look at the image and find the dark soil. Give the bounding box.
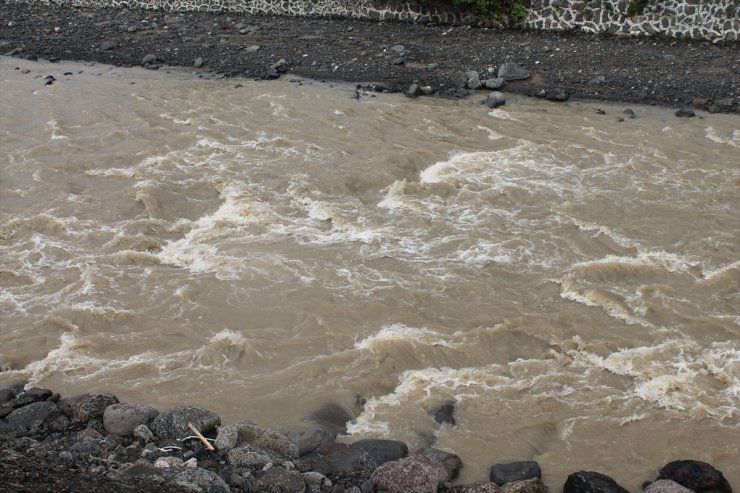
[1,1,739,112]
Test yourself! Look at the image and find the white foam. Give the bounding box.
[355,323,457,351]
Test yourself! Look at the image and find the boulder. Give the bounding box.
[286,427,334,456]
[420,447,463,481]
[157,466,230,493]
[491,461,542,485]
[5,401,61,428]
[498,62,530,81]
[544,88,569,102]
[432,400,456,425]
[256,467,307,493]
[503,479,549,493]
[657,460,732,493]
[303,471,332,493]
[133,424,155,442]
[13,387,52,406]
[645,480,696,493]
[351,438,408,466]
[675,108,696,117]
[227,420,299,458]
[0,388,14,405]
[72,394,119,422]
[371,455,448,493]
[564,472,629,493]
[150,406,220,440]
[58,394,89,417]
[485,92,506,109]
[406,83,422,98]
[103,403,159,435]
[452,482,505,493]
[299,442,371,475]
[485,78,506,90]
[227,444,275,468]
[0,422,16,439]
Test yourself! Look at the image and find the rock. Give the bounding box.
[58,394,89,416]
[157,466,230,493]
[452,482,505,493]
[485,92,506,109]
[11,387,52,407]
[484,78,506,90]
[256,467,307,493]
[244,45,261,53]
[142,54,158,65]
[432,400,456,425]
[286,428,334,456]
[453,72,469,89]
[104,403,159,435]
[564,471,629,493]
[227,444,275,468]
[420,86,434,96]
[350,439,408,466]
[420,447,463,481]
[491,461,542,485]
[193,57,204,68]
[589,75,606,84]
[498,62,530,81]
[303,471,332,493]
[467,77,483,90]
[0,389,14,405]
[100,41,115,50]
[657,460,732,493]
[0,422,16,439]
[48,415,69,432]
[230,421,299,458]
[72,394,119,422]
[596,109,606,115]
[502,479,549,493]
[675,108,695,117]
[133,424,155,442]
[623,109,637,119]
[544,88,569,102]
[127,26,138,33]
[215,424,239,451]
[155,456,184,468]
[150,406,220,440]
[371,455,448,493]
[5,401,61,428]
[645,480,696,493]
[406,83,422,98]
[392,57,405,66]
[390,44,405,54]
[300,442,371,475]
[271,58,288,73]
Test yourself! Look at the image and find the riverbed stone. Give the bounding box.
[645,480,696,493]
[133,423,155,442]
[13,387,52,406]
[564,471,629,493]
[350,438,408,466]
[300,442,371,475]
[452,482,505,493]
[230,420,299,458]
[158,466,230,493]
[485,92,506,108]
[303,471,332,492]
[150,405,220,440]
[675,108,696,117]
[286,427,334,456]
[502,479,549,493]
[256,467,307,493]
[72,393,119,422]
[485,78,506,90]
[432,400,456,425]
[103,403,159,435]
[5,401,61,428]
[657,460,732,493]
[227,444,275,468]
[491,461,542,485]
[420,447,463,481]
[498,62,530,81]
[371,455,448,493]
[307,402,354,434]
[544,87,569,102]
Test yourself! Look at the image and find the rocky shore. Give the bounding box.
[0,382,735,493]
[1,1,739,113]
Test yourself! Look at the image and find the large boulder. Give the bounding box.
[299,442,372,475]
[150,406,220,440]
[256,467,307,493]
[215,420,298,458]
[227,444,275,468]
[657,460,732,493]
[350,438,408,467]
[498,62,530,81]
[491,461,542,485]
[371,455,449,493]
[126,464,229,493]
[72,394,119,422]
[503,479,549,493]
[103,403,159,435]
[564,472,629,493]
[645,480,696,493]
[5,401,61,428]
[420,447,463,481]
[485,92,506,109]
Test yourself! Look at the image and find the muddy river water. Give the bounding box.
[1,57,738,488]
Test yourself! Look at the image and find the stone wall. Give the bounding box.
[22,0,740,41]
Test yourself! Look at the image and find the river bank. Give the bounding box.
[0,1,738,112]
[1,383,735,493]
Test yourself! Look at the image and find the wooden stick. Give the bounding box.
[187,422,215,451]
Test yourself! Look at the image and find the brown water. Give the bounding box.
[1,57,738,489]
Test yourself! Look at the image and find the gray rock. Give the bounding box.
[675,108,696,117]
[127,26,138,33]
[453,482,505,493]
[0,422,16,439]
[215,424,239,451]
[491,461,542,485]
[58,394,88,417]
[498,62,530,81]
[158,466,230,493]
[303,471,332,493]
[588,75,606,85]
[150,406,220,440]
[564,471,629,493]
[420,86,434,96]
[299,442,370,475]
[227,444,274,468]
[104,403,159,435]
[244,45,261,53]
[371,455,448,493]
[657,460,731,493]
[485,92,506,109]
[0,389,14,405]
[420,447,463,481]
[6,401,61,428]
[453,72,469,89]
[484,78,506,90]
[100,41,115,50]
[623,109,637,119]
[231,421,299,458]
[286,428,334,456]
[644,480,695,493]
[392,57,405,66]
[256,467,306,493]
[72,394,119,422]
[544,88,569,102]
[133,424,155,442]
[142,54,158,65]
[502,479,549,493]
[350,439,408,466]
[193,57,204,68]
[406,83,422,98]
[271,58,288,73]
[390,44,405,54]
[467,77,483,90]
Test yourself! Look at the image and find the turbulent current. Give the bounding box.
[1,57,738,488]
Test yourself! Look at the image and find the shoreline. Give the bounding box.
[1,383,735,493]
[1,2,739,113]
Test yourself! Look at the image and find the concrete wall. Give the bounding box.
[23,0,740,41]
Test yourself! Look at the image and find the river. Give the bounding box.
[1,57,738,489]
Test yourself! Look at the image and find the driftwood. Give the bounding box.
[187,422,215,451]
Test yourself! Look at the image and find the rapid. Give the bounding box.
[1,57,738,489]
